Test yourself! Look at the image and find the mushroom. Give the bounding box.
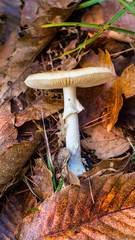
[25,67,113,175]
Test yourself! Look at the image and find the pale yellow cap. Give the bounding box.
[25,67,113,89]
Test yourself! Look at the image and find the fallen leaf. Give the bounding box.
[80,49,116,75]
[54,147,80,186]
[32,158,54,200]
[81,125,130,159]
[78,50,135,131]
[16,172,135,239]
[105,64,135,130]
[21,0,78,26]
[15,92,63,127]
[0,0,81,105]
[0,31,18,68]
[81,153,130,179]
[0,102,42,196]
[0,191,37,240]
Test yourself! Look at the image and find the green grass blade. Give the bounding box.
[28,208,39,211]
[42,22,135,35]
[43,1,135,59]
[77,0,104,10]
[47,153,57,190]
[55,177,65,192]
[117,0,135,15]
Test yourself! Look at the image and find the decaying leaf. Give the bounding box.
[16,172,135,239]
[81,125,130,159]
[32,158,54,200]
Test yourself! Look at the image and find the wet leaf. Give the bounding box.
[16,172,135,239]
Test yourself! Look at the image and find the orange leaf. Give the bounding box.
[16,172,135,239]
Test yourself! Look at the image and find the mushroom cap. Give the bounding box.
[25,67,113,89]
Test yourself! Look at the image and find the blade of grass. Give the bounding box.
[77,0,104,10]
[52,1,135,59]
[55,177,65,192]
[42,22,135,35]
[118,0,135,16]
[46,152,57,190]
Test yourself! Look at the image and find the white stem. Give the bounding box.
[63,87,86,175]
[63,87,84,120]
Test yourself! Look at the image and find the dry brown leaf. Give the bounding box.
[0,191,37,240]
[0,0,80,105]
[105,64,135,130]
[21,0,77,26]
[81,125,130,159]
[0,31,18,68]
[0,102,42,196]
[32,158,54,200]
[78,62,135,131]
[16,172,135,239]
[81,154,130,179]
[15,92,63,127]
[54,148,80,186]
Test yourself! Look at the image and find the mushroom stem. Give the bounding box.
[63,87,86,175]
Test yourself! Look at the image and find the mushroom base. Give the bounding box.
[65,113,86,175]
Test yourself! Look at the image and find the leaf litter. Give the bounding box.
[0,0,135,239]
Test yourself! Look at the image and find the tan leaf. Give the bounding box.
[16,172,135,239]
[81,125,130,159]
[32,158,54,200]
